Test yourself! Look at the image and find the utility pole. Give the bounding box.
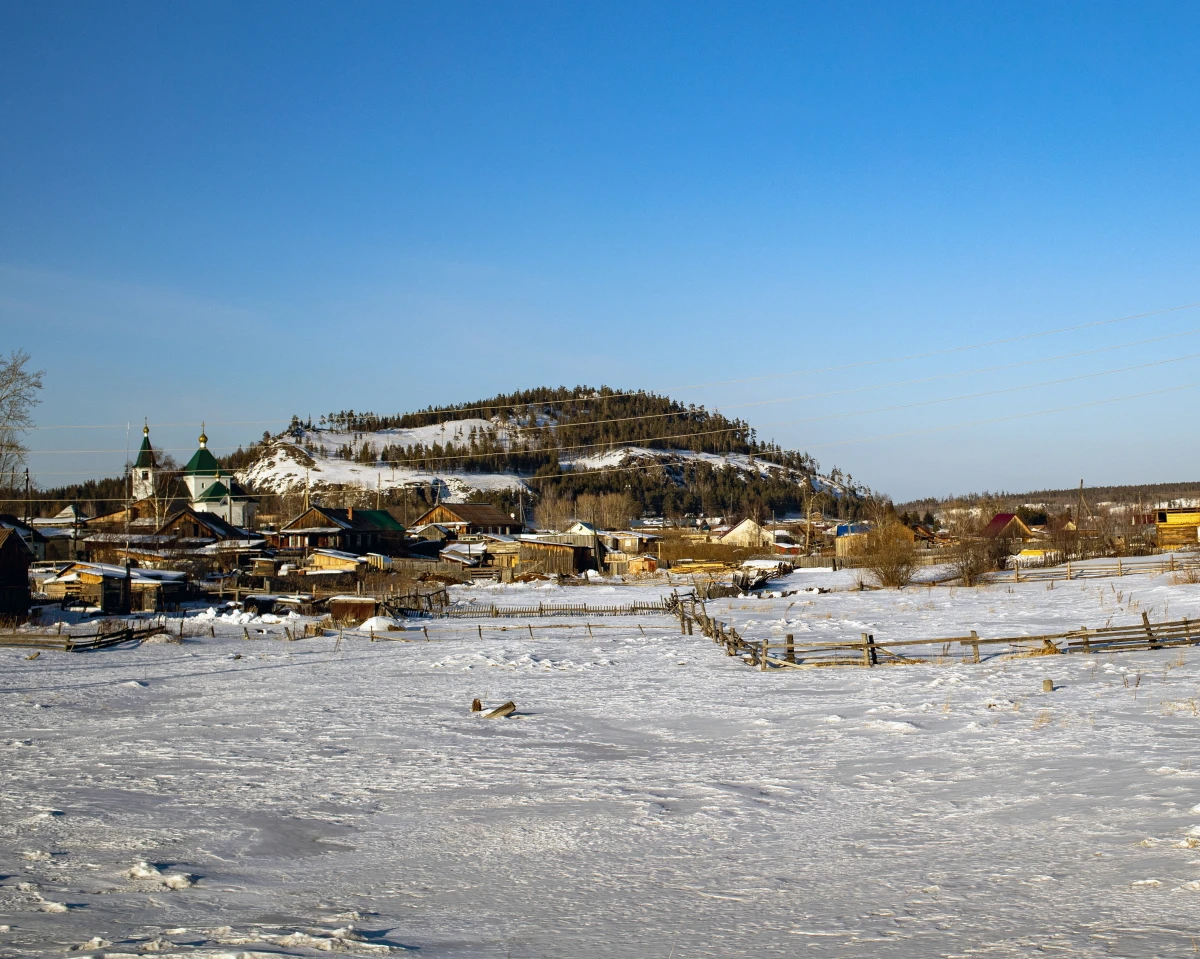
[24,467,30,525]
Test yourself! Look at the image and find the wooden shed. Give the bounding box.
[326,595,379,625]
[42,562,187,613]
[309,549,367,573]
[1156,508,1200,547]
[517,539,592,576]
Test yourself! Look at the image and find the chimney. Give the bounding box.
[347,507,353,520]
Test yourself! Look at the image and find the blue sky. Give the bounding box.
[3,2,1200,502]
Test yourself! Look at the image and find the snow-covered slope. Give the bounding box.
[238,438,530,502]
[236,425,846,500]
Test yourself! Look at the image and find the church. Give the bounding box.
[134,424,258,528]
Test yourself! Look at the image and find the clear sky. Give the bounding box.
[3,2,1200,502]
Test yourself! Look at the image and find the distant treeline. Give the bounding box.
[900,479,1200,515]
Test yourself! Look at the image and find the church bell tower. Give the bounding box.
[131,423,157,501]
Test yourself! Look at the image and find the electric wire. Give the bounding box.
[25,298,1200,430]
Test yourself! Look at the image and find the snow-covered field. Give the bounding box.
[7,569,1200,956]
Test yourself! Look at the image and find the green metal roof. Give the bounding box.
[184,446,221,476]
[195,480,230,503]
[354,508,406,531]
[133,432,156,469]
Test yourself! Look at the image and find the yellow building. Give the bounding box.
[1156,509,1200,548]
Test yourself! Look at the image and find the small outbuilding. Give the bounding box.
[0,527,34,616]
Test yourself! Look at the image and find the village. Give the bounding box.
[9,5,1200,954]
[3,423,1199,626]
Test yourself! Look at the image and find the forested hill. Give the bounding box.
[223,385,869,521]
[302,386,763,456]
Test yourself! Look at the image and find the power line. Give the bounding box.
[9,377,1197,498]
[30,419,291,431]
[26,348,1200,468]
[234,350,1200,467]
[26,298,1200,430]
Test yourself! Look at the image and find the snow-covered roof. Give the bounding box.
[312,548,366,562]
[45,562,187,585]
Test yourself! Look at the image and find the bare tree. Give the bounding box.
[0,350,44,480]
[863,522,919,588]
[949,537,989,586]
[534,490,574,531]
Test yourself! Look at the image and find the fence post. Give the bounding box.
[1118,557,1123,577]
[1079,626,1091,653]
[1142,611,1160,649]
[786,633,795,664]
[760,640,768,671]
[861,632,876,667]
[969,629,980,664]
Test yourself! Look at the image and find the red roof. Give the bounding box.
[982,513,1029,538]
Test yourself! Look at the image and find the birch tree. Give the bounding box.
[0,350,44,481]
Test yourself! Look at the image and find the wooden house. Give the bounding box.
[0,515,48,562]
[87,497,182,533]
[981,513,1036,542]
[157,506,246,544]
[0,527,33,615]
[598,529,661,574]
[1156,508,1200,547]
[410,503,524,537]
[279,505,406,554]
[600,530,662,554]
[719,518,775,549]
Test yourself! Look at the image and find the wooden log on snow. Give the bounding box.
[483,701,517,719]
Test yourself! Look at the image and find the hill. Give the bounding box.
[229,386,869,522]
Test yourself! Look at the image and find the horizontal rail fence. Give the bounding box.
[0,622,168,652]
[990,554,1200,584]
[667,591,1200,669]
[432,597,675,619]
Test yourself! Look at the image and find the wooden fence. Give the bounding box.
[0,623,168,652]
[989,554,1200,584]
[432,597,674,619]
[668,592,1200,670]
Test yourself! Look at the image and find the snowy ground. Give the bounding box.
[6,569,1200,956]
